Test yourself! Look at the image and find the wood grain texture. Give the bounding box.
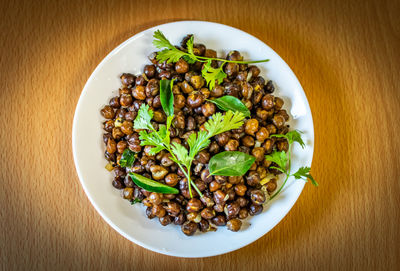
[0,0,399,270]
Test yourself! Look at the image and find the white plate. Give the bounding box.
[72,21,314,258]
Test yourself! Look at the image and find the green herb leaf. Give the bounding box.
[130,198,142,205]
[201,60,227,90]
[153,30,176,50]
[187,131,210,159]
[208,151,256,176]
[292,166,319,186]
[133,104,154,130]
[119,149,135,168]
[265,151,288,172]
[129,173,179,194]
[160,79,175,116]
[204,110,245,136]
[208,96,251,117]
[170,142,191,167]
[186,35,195,56]
[271,130,305,148]
[156,49,188,64]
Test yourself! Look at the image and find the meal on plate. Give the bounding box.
[100,30,317,235]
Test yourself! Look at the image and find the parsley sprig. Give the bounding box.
[152,30,270,89]
[134,104,246,198]
[265,130,318,200]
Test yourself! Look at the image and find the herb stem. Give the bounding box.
[270,140,292,200]
[195,56,270,64]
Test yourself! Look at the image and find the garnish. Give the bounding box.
[159,78,175,116]
[208,151,256,176]
[119,149,136,168]
[207,96,251,117]
[130,198,142,205]
[265,130,318,200]
[133,104,246,198]
[152,30,270,89]
[129,173,179,194]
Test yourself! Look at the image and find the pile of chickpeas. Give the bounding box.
[100,35,290,235]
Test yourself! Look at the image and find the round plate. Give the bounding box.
[72,21,314,258]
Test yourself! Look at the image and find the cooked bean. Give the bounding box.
[201,102,216,117]
[225,139,239,151]
[245,119,259,136]
[120,73,136,87]
[249,204,263,216]
[132,86,146,100]
[212,215,226,226]
[227,219,242,232]
[150,165,168,180]
[186,198,202,212]
[246,171,260,186]
[238,208,249,219]
[144,65,156,78]
[101,105,115,119]
[187,93,204,108]
[181,221,197,236]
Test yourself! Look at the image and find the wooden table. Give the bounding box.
[1,0,399,270]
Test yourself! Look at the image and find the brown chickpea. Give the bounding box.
[106,138,117,154]
[142,198,152,207]
[199,219,210,232]
[236,71,248,81]
[266,180,278,193]
[119,88,130,95]
[125,110,137,121]
[272,114,285,128]
[256,127,269,142]
[150,165,168,180]
[132,100,143,111]
[213,203,225,213]
[274,97,284,110]
[174,213,186,225]
[256,108,269,121]
[101,105,115,119]
[186,198,203,212]
[265,80,275,93]
[225,83,240,97]
[103,120,114,132]
[241,82,253,99]
[277,109,290,121]
[249,204,263,216]
[209,141,220,153]
[214,175,227,184]
[146,206,155,219]
[114,167,126,178]
[174,58,189,74]
[263,138,275,154]
[159,215,172,226]
[121,120,133,135]
[165,201,181,216]
[257,166,267,179]
[200,169,213,183]
[173,113,185,129]
[150,95,160,108]
[236,197,249,208]
[246,171,260,186]
[118,94,132,107]
[245,119,259,136]
[201,207,216,220]
[242,135,255,147]
[132,86,146,100]
[195,151,210,164]
[249,162,257,171]
[120,73,136,87]
[212,215,226,226]
[158,70,172,80]
[201,102,216,117]
[164,173,179,187]
[234,184,247,196]
[145,79,159,97]
[226,202,240,218]
[115,108,127,119]
[228,176,243,185]
[200,195,215,207]
[151,204,166,218]
[122,187,134,199]
[186,212,200,222]
[190,75,205,89]
[148,192,163,205]
[216,132,231,146]
[153,110,167,123]
[181,221,198,236]
[194,179,206,191]
[252,147,265,162]
[224,62,239,77]
[250,190,266,205]
[109,96,120,108]
[227,219,242,232]
[238,208,249,219]
[262,94,274,110]
[160,154,173,168]
[144,65,156,78]
[112,176,124,189]
[277,140,289,152]
[211,85,224,97]
[213,190,227,204]
[187,93,204,108]
[180,80,194,94]
[225,139,239,151]
[135,75,146,86]
[116,141,127,153]
[209,181,221,192]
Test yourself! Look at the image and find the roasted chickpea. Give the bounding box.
[199,219,210,232]
[234,184,247,196]
[135,75,146,86]
[213,190,227,204]
[152,204,166,218]
[101,105,115,119]
[265,80,275,93]
[216,132,230,146]
[201,102,216,117]
[212,215,226,226]
[120,120,133,135]
[252,147,265,162]
[152,95,161,108]
[213,203,225,213]
[109,96,120,108]
[190,75,205,89]
[106,138,117,154]
[242,135,255,147]
[159,215,172,226]
[250,190,266,205]
[211,85,224,97]
[225,83,240,97]
[132,86,146,100]
[228,176,242,185]
[256,108,269,121]
[249,204,263,216]
[225,139,239,151]
[200,195,215,207]
[274,97,284,110]
[173,113,185,129]
[246,171,260,186]
[214,175,227,184]
[148,192,163,205]
[116,141,127,153]
[124,111,137,121]
[272,114,285,128]
[209,181,221,192]
[144,65,156,78]
[120,73,136,87]
[186,198,203,212]
[227,219,242,232]
[226,202,240,218]
[122,188,134,199]
[165,201,181,216]
[112,176,124,189]
[266,180,277,193]
[146,206,155,219]
[103,120,114,132]
[262,94,274,110]
[150,165,168,180]
[181,221,197,236]
[209,141,220,153]
[145,79,159,97]
[256,127,269,142]
[236,197,249,208]
[181,80,194,94]
[187,93,204,108]
[245,119,259,136]
[201,207,216,220]
[224,62,239,77]
[174,213,186,225]
[153,110,167,123]
[195,151,210,164]
[277,140,289,152]
[263,138,275,154]
[238,208,249,219]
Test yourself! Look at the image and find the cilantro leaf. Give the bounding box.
[170,142,191,167]
[204,110,245,136]
[156,49,188,64]
[201,60,227,90]
[152,30,175,50]
[272,130,305,148]
[265,151,288,172]
[292,166,319,186]
[133,104,154,130]
[119,149,135,168]
[188,131,210,159]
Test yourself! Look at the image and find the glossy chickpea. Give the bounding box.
[277,109,290,121]
[256,108,269,121]
[186,212,200,223]
[262,94,274,110]
[151,95,161,108]
[199,219,209,232]
[201,207,216,220]
[135,75,146,86]
[190,75,205,89]
[228,176,242,185]
[250,190,266,205]
[214,176,227,184]
[213,190,227,204]
[249,204,263,216]
[256,127,269,142]
[263,138,274,154]
[187,93,204,108]
[195,151,210,164]
[153,110,167,123]
[226,202,240,218]
[120,73,136,87]
[238,208,249,219]
[213,203,225,213]
[106,138,117,154]
[148,192,163,205]
[242,135,255,147]
[200,195,215,208]
[225,139,239,151]
[144,65,156,78]
[236,197,249,208]
[180,80,194,94]
[267,180,278,193]
[186,198,203,212]
[121,120,133,135]
[103,120,114,132]
[159,215,172,226]
[216,132,231,146]
[173,113,185,129]
[122,187,134,199]
[112,176,124,189]
[234,184,247,196]
[101,105,115,119]
[124,110,137,121]
[252,147,265,162]
[200,169,213,184]
[227,219,242,232]
[212,215,226,226]
[209,141,220,153]
[265,80,275,93]
[165,201,181,216]
[116,141,127,154]
[224,83,240,97]
[174,213,186,225]
[245,119,259,136]
[145,79,159,97]
[209,181,221,192]
[199,88,210,99]
[181,221,198,236]
[146,206,155,219]
[119,88,130,95]
[224,63,239,77]
[184,116,195,131]
[194,179,206,191]
[272,114,285,128]
[164,173,179,187]
[150,165,168,180]
[211,85,224,97]
[109,96,120,108]
[277,140,289,152]
[151,204,166,218]
[132,86,146,100]
[246,171,260,186]
[201,102,216,117]
[115,108,127,119]
[274,97,284,110]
